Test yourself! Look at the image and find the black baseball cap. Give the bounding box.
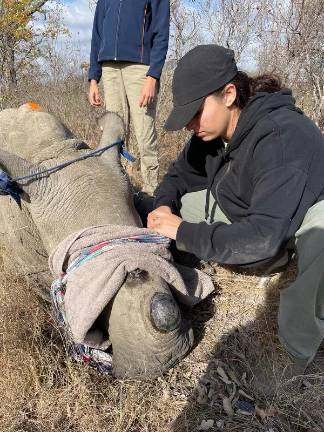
[165,45,238,131]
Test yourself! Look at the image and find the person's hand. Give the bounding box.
[139,76,157,108]
[88,80,101,107]
[147,206,183,240]
[147,205,172,226]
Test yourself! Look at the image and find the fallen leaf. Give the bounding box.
[196,384,208,405]
[223,396,234,417]
[217,366,232,385]
[233,350,246,361]
[208,388,215,400]
[229,383,237,401]
[227,369,241,386]
[255,406,267,420]
[255,405,278,420]
[216,419,225,429]
[238,389,254,400]
[241,372,248,387]
[162,388,170,401]
[237,410,253,416]
[302,379,313,388]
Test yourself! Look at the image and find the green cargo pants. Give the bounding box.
[180,190,324,364]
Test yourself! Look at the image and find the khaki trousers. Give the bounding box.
[180,190,324,363]
[102,62,159,195]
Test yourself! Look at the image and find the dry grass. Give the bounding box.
[0,261,179,432]
[0,257,323,432]
[0,78,324,431]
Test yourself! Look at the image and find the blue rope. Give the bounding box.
[13,139,131,183]
[0,140,136,206]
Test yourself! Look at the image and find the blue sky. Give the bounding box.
[60,0,95,61]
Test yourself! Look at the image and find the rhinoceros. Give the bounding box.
[0,104,213,377]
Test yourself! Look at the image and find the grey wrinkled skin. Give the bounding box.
[0,104,193,378]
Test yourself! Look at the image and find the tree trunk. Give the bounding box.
[2,35,17,92]
[0,0,49,94]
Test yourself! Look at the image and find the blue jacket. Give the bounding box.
[89,0,170,82]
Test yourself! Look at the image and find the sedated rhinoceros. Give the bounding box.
[0,103,213,378]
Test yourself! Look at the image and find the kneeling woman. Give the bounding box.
[148,45,324,373]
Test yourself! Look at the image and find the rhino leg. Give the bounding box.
[105,270,194,378]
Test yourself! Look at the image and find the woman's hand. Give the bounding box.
[147,206,183,240]
[139,76,157,107]
[88,80,101,107]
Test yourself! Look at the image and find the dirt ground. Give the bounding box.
[0,254,323,432]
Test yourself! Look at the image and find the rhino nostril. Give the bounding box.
[150,293,181,333]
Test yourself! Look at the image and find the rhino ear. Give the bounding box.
[0,149,38,197]
[97,112,126,149]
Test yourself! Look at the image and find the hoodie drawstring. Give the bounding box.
[204,183,218,224]
[205,186,211,221]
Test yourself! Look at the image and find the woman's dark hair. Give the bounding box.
[214,71,283,109]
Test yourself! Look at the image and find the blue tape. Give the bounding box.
[120,144,136,162]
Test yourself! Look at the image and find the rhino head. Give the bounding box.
[0,103,194,378]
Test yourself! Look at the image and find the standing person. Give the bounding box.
[88,0,170,195]
[148,44,324,377]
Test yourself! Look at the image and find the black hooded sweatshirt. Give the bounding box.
[154,89,324,267]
